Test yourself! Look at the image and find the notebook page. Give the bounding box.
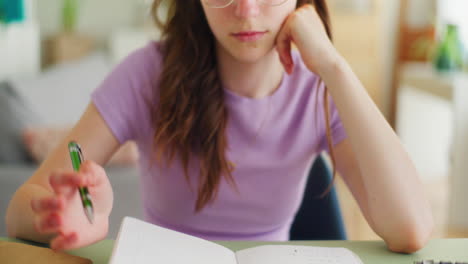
[109,217,237,264]
[235,245,363,264]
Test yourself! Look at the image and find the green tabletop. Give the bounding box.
[2,237,468,264]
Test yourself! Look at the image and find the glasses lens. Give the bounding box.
[259,0,289,6]
[204,0,289,8]
[204,0,232,8]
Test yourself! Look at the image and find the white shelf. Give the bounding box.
[0,22,41,81]
[399,62,463,100]
[400,62,468,230]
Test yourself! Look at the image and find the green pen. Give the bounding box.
[68,141,94,224]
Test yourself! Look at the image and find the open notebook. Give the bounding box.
[109,217,363,264]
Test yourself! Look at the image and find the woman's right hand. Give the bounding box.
[30,160,114,251]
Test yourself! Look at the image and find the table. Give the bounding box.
[2,237,468,264]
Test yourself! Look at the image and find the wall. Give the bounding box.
[36,0,148,47]
[381,0,400,118]
[35,0,442,119]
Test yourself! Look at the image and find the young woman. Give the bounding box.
[6,0,433,253]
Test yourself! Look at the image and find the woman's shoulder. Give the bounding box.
[91,41,165,142]
[92,41,166,108]
[100,40,166,101]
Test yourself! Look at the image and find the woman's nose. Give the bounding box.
[234,0,260,18]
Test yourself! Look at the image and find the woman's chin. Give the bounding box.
[229,45,275,63]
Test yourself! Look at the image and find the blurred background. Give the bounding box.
[0,0,467,240]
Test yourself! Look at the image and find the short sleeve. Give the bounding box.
[91,42,161,144]
[317,95,347,153]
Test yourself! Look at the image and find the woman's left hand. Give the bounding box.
[276,4,340,76]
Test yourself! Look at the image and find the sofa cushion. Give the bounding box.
[0,81,39,164]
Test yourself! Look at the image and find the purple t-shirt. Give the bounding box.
[91,41,347,241]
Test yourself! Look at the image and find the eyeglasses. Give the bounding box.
[203,0,290,9]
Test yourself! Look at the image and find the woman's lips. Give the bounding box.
[231,31,267,42]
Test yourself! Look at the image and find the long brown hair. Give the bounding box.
[151,0,336,212]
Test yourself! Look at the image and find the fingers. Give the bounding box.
[31,197,63,235]
[276,17,294,74]
[50,232,78,251]
[34,212,62,235]
[49,169,98,197]
[31,197,63,213]
[49,170,83,197]
[79,160,103,187]
[279,38,293,74]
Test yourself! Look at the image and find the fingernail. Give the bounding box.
[50,199,58,206]
[47,213,58,225]
[48,218,58,227]
[67,233,77,243]
[54,199,62,209]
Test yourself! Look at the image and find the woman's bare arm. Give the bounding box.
[6,102,121,243]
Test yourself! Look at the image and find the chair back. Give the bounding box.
[289,154,347,240]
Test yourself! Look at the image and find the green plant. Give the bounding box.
[0,0,6,23]
[434,24,465,72]
[62,0,78,32]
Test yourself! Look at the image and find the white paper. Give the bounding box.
[108,217,364,264]
[235,245,363,264]
[108,217,237,264]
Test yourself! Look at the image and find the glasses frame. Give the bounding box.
[203,0,290,9]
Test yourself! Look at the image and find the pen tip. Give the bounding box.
[85,206,94,224]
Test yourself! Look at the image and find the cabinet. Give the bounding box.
[0,22,40,80]
[400,62,468,233]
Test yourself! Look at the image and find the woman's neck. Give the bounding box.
[217,45,284,99]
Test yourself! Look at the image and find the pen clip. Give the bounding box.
[76,144,84,163]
